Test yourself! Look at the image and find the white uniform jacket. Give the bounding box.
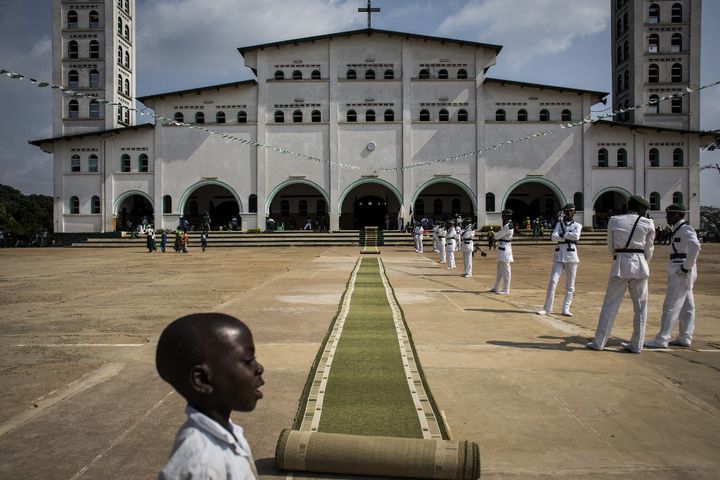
[495,221,514,263]
[461,228,474,253]
[551,220,582,263]
[447,226,458,246]
[667,220,701,273]
[437,226,447,243]
[607,214,655,278]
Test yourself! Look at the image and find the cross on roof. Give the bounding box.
[358,0,380,28]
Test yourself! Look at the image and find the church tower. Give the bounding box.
[51,0,136,136]
[611,0,701,130]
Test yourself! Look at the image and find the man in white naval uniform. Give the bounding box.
[587,196,655,353]
[414,222,424,253]
[437,223,447,264]
[538,203,582,316]
[461,220,475,278]
[645,203,701,349]
[446,221,459,270]
[490,209,514,294]
[432,223,440,253]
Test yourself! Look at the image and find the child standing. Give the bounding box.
[156,313,264,479]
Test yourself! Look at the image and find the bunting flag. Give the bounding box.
[2,66,719,173]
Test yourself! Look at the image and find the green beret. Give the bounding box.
[562,203,576,210]
[666,203,687,213]
[501,209,513,215]
[629,195,650,209]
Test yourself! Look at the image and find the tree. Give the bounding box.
[700,206,720,242]
[0,184,53,242]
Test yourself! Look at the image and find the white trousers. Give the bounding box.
[415,235,423,252]
[543,262,578,313]
[447,241,456,269]
[492,262,511,293]
[438,242,446,263]
[592,276,648,352]
[463,251,472,276]
[652,267,697,346]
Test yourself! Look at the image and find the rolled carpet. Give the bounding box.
[275,429,481,479]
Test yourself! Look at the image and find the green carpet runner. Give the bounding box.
[293,257,446,439]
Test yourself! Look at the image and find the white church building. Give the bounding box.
[32,0,713,233]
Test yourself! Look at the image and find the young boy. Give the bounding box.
[156,313,264,479]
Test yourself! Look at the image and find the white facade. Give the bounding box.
[35,27,710,232]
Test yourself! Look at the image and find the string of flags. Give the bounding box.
[1,66,719,173]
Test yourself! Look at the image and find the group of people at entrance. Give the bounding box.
[413,197,701,354]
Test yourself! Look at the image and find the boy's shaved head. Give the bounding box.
[156,313,250,397]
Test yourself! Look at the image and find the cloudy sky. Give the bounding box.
[1,0,719,204]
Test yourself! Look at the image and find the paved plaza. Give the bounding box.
[0,243,719,479]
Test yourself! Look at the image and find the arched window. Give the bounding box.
[89,10,100,28]
[237,111,247,123]
[274,70,284,80]
[68,70,79,89]
[280,200,290,216]
[573,192,584,211]
[415,199,425,215]
[89,100,100,119]
[365,69,375,80]
[316,199,326,215]
[71,154,81,172]
[485,193,495,212]
[124,50,129,66]
[616,17,622,35]
[384,69,394,80]
[298,200,308,216]
[624,70,630,90]
[163,195,172,214]
[648,94,660,114]
[216,111,226,124]
[495,109,506,121]
[671,96,683,113]
[673,192,683,205]
[671,33,682,52]
[648,63,659,83]
[617,74,622,92]
[438,109,449,121]
[124,108,130,125]
[451,198,461,215]
[649,192,660,210]
[68,99,79,119]
[117,17,123,35]
[124,25,130,41]
[292,70,302,80]
[121,154,131,172]
[418,68,430,79]
[673,148,684,167]
[174,112,184,123]
[623,11,629,30]
[561,109,572,122]
[616,45,623,63]
[68,40,78,59]
[346,69,356,80]
[249,194,257,213]
[384,109,394,121]
[70,196,80,214]
[293,110,303,123]
[365,109,376,122]
[419,109,430,121]
[649,148,660,167]
[617,148,628,167]
[457,68,468,79]
[311,110,321,123]
[539,109,550,122]
[649,3,660,23]
[458,109,468,122]
[671,3,683,22]
[67,10,78,29]
[311,70,321,80]
[433,199,443,216]
[598,148,608,167]
[89,69,100,88]
[648,33,659,53]
[117,105,123,122]
[117,45,123,63]
[124,78,130,96]
[91,195,101,214]
[195,112,205,124]
[347,109,357,122]
[438,69,449,79]
[671,63,683,82]
[274,110,284,123]
[88,155,98,173]
[90,40,100,59]
[517,109,527,122]
[138,154,149,172]
[623,40,629,61]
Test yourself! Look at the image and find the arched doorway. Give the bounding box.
[339,181,402,230]
[504,181,562,226]
[268,182,328,230]
[116,192,153,230]
[182,183,240,230]
[593,189,629,228]
[413,180,476,223]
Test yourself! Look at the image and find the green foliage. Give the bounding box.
[700,206,720,234]
[0,184,53,238]
[246,228,262,233]
[480,225,500,232]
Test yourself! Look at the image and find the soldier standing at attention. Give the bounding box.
[538,203,582,317]
[432,223,440,253]
[461,220,475,278]
[645,203,701,349]
[490,209,514,294]
[437,222,447,264]
[414,221,424,253]
[587,195,655,353]
[446,221,458,270]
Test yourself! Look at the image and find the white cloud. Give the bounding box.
[435,0,609,71]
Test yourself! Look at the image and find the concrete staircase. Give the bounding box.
[69,229,609,248]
